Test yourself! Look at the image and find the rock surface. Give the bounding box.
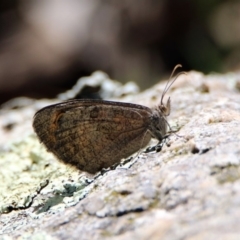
[0,71,240,239]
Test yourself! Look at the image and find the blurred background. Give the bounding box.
[0,0,240,104]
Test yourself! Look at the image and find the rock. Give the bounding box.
[0,71,240,239]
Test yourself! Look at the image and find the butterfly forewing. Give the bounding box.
[33,100,153,173]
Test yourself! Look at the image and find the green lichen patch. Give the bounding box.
[211,165,240,184]
[0,134,93,214]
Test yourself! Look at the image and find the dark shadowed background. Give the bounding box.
[0,0,239,104]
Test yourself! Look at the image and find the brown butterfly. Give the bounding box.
[33,65,182,174]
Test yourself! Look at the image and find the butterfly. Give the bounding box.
[33,65,182,174]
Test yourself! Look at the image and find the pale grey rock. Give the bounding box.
[1,71,240,239]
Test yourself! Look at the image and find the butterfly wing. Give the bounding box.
[33,100,152,173]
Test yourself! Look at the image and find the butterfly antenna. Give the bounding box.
[160,64,185,105]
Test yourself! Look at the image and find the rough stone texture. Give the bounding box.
[1,71,240,239]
